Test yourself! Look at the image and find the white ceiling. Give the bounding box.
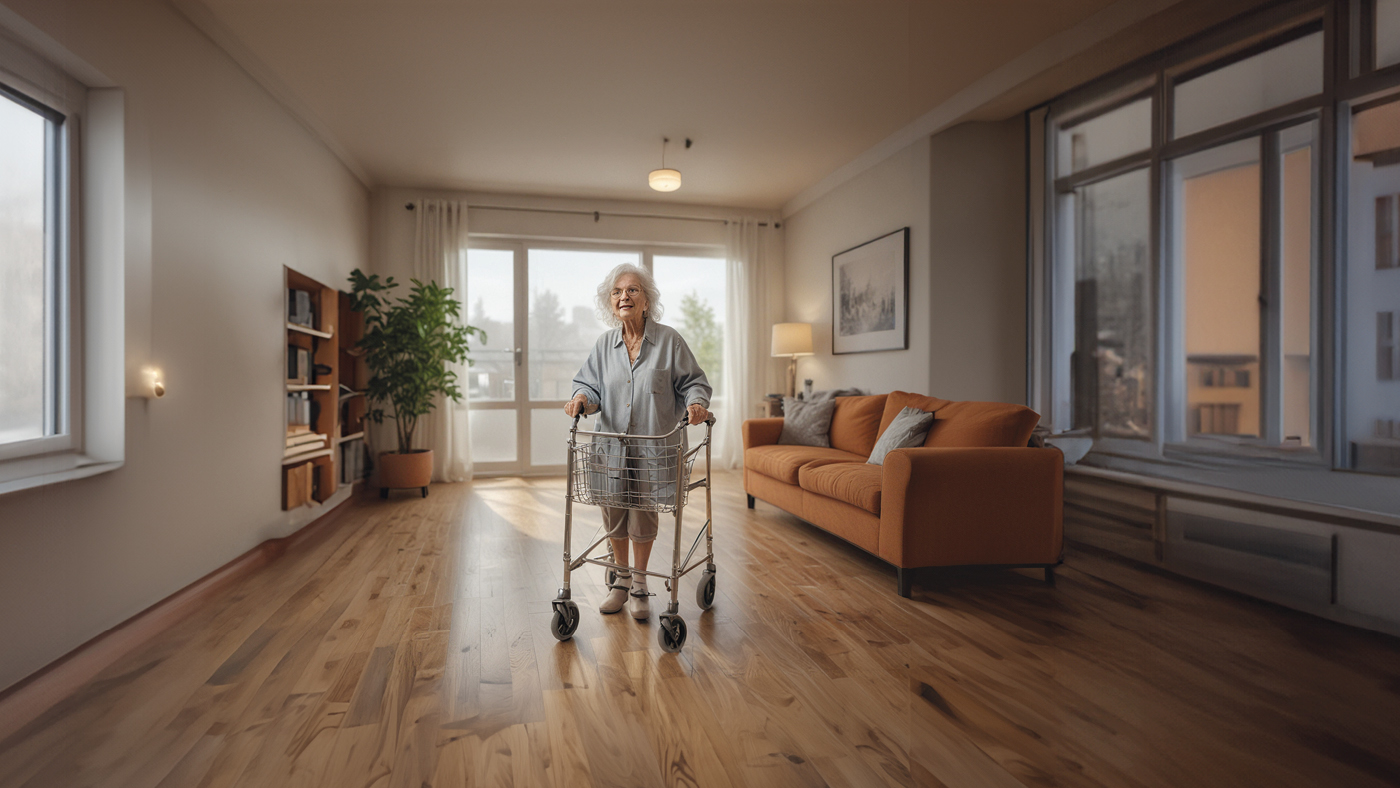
[191,0,1119,209]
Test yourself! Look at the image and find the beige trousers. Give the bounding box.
[601,506,659,543]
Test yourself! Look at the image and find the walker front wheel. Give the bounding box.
[696,571,716,611]
[658,614,687,653]
[550,600,580,641]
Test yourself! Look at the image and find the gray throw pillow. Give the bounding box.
[778,396,835,447]
[867,406,934,465]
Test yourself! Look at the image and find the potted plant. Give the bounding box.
[348,269,481,498]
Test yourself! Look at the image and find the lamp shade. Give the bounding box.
[771,322,813,357]
[648,168,682,192]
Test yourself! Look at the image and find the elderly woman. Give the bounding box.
[565,263,711,620]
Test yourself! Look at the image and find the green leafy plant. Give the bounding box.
[348,269,483,455]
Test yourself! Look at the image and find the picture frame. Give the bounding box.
[831,227,909,355]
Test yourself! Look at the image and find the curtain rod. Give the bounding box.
[405,201,778,228]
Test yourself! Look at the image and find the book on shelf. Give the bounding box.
[284,444,326,460]
[288,288,314,327]
[340,438,365,484]
[286,431,327,448]
[286,424,311,436]
[287,346,312,385]
[286,391,314,428]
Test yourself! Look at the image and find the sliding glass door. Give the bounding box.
[464,242,724,474]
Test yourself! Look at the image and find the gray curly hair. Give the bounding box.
[595,262,664,328]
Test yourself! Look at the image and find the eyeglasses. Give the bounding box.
[611,286,642,300]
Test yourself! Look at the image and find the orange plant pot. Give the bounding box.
[379,449,433,494]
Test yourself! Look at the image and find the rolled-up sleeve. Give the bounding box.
[673,339,712,410]
[571,341,604,413]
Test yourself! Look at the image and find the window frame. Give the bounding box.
[1037,0,1341,469]
[0,26,126,497]
[463,235,726,477]
[0,77,76,464]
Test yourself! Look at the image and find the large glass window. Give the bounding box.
[1172,138,1264,440]
[1347,98,1400,473]
[1379,0,1400,70]
[1057,98,1152,176]
[652,254,727,446]
[527,249,635,401]
[1046,13,1327,466]
[1173,31,1324,138]
[0,86,59,449]
[1067,169,1153,438]
[464,248,515,402]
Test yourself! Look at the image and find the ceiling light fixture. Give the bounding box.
[648,137,681,192]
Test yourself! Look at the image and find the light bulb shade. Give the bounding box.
[648,168,682,192]
[771,322,813,357]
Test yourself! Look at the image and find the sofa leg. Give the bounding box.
[746,494,755,509]
[897,568,912,598]
[1045,566,1056,585]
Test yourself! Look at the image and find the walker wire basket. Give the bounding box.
[567,434,698,514]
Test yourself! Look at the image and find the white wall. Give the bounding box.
[0,0,368,693]
[782,118,1027,403]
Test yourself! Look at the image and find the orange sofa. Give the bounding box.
[742,391,1063,596]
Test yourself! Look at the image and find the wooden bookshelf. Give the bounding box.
[283,267,343,509]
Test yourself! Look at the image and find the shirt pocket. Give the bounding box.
[649,367,671,395]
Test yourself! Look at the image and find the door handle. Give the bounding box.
[515,348,522,367]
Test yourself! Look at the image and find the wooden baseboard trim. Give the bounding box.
[0,493,358,744]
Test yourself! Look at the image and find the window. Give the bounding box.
[652,254,727,446]
[1043,13,1327,464]
[1172,30,1324,138]
[1378,0,1400,69]
[1348,97,1400,473]
[1063,168,1153,438]
[462,242,727,474]
[0,83,64,454]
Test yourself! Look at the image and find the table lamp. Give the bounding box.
[771,322,813,398]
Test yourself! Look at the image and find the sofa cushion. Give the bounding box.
[867,406,934,465]
[778,397,836,447]
[828,394,888,457]
[925,401,1041,448]
[877,391,1040,448]
[798,461,882,515]
[745,445,866,485]
[877,391,952,439]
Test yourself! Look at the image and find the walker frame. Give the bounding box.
[549,412,717,652]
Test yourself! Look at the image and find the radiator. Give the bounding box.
[1164,498,1336,607]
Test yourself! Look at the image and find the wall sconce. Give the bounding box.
[142,366,166,399]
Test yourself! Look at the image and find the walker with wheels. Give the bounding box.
[549,412,717,652]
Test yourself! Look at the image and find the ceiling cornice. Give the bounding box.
[780,0,1181,218]
[168,0,374,189]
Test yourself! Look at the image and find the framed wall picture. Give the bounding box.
[831,227,909,354]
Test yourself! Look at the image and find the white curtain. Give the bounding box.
[719,218,768,468]
[412,199,472,482]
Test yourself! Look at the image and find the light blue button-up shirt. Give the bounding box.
[571,318,712,439]
[571,319,712,509]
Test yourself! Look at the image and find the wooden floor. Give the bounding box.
[3,472,1400,788]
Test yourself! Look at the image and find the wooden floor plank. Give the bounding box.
[2,474,1399,788]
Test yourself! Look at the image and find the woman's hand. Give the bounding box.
[686,403,711,426]
[564,394,589,418]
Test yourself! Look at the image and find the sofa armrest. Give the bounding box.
[743,418,784,450]
[879,447,1063,568]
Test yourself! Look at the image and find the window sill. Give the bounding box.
[0,454,124,496]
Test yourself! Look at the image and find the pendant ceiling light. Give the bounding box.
[648,137,682,192]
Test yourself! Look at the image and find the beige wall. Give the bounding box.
[782,118,1026,404]
[0,0,368,693]
[926,119,1027,404]
[783,137,932,395]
